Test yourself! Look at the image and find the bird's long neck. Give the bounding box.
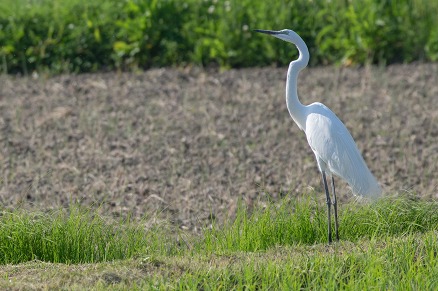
[286,38,309,131]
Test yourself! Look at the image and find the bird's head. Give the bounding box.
[254,28,309,65]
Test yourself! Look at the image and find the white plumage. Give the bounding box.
[305,102,381,198]
[255,28,381,243]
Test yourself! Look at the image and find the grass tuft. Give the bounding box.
[342,196,438,239]
[202,196,438,252]
[0,206,176,264]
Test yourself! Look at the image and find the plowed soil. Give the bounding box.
[1,64,437,230]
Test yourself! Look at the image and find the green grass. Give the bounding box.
[0,207,178,264]
[0,196,437,289]
[1,0,438,74]
[203,196,438,252]
[173,233,438,290]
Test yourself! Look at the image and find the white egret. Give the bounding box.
[254,29,381,243]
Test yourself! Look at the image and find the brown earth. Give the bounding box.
[0,64,437,230]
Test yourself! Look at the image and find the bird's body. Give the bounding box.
[255,29,381,243]
[302,101,381,197]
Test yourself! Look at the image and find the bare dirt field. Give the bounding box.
[0,64,437,230]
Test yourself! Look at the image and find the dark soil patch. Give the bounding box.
[0,64,437,230]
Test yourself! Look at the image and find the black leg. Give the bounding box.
[321,171,332,244]
[331,176,339,241]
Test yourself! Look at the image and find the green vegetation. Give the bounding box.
[1,197,437,289]
[204,197,438,252]
[1,0,438,74]
[0,207,176,264]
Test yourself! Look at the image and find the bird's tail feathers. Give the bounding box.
[351,173,382,199]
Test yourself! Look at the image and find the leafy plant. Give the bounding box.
[1,0,438,74]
